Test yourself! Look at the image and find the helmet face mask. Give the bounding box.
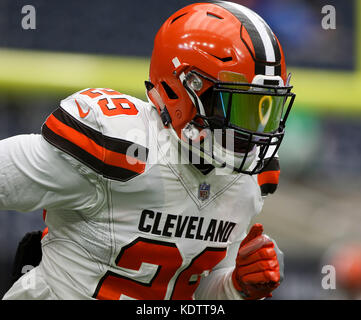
[181,70,295,174]
[147,1,296,175]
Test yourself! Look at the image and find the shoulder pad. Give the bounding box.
[42,88,150,182]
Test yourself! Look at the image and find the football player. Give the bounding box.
[0,1,295,300]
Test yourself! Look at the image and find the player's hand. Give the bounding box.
[232,223,281,300]
[257,157,280,196]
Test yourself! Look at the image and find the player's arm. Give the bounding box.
[0,87,147,213]
[195,224,283,300]
[0,133,102,213]
[0,90,111,213]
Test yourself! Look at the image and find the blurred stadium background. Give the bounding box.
[0,0,360,299]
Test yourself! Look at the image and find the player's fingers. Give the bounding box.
[237,235,273,259]
[240,224,264,247]
[241,270,280,284]
[236,246,277,266]
[235,258,279,278]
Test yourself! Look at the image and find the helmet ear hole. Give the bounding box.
[161,81,178,100]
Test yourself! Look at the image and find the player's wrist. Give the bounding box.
[231,269,278,300]
[231,268,249,299]
[231,268,258,300]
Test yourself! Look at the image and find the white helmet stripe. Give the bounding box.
[234,3,276,64]
[213,1,281,76]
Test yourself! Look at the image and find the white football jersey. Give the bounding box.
[0,88,264,300]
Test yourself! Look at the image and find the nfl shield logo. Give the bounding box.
[198,183,210,201]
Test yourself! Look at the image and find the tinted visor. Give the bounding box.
[215,90,285,133]
[209,71,289,134]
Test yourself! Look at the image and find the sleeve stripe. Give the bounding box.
[45,114,146,173]
[41,109,148,181]
[52,107,148,161]
[257,170,280,186]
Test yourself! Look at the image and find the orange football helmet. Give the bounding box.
[146,1,295,174]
